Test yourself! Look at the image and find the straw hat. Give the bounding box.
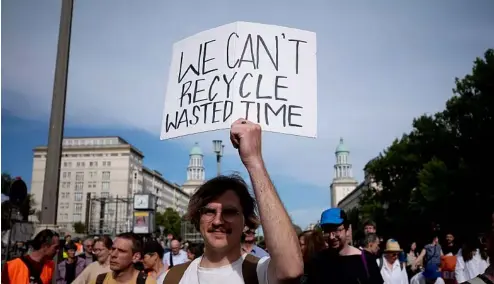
[384,239,402,252]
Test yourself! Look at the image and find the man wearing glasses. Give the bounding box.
[306,208,384,284]
[163,119,303,284]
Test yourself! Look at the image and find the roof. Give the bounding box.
[335,138,349,153]
[190,142,203,156]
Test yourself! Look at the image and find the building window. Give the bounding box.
[102,171,110,180]
[73,213,82,222]
[89,171,97,178]
[74,203,83,213]
[101,192,110,198]
[88,181,97,188]
[102,181,110,191]
[75,172,84,181]
[74,192,83,201]
[75,182,83,192]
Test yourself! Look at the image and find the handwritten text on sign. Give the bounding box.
[160,22,317,139]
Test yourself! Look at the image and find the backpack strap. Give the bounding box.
[360,252,369,278]
[242,254,260,284]
[168,252,174,269]
[163,262,192,284]
[95,273,108,284]
[136,271,147,284]
[19,256,43,284]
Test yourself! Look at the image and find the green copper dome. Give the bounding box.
[190,142,203,155]
[335,138,349,153]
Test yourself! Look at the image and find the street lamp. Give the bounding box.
[213,140,224,176]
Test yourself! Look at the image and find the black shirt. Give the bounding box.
[443,244,460,255]
[306,249,384,284]
[65,261,76,284]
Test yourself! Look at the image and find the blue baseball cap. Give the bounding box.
[320,208,346,226]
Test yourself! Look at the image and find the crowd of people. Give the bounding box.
[1,120,493,284]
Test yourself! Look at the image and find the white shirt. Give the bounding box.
[164,254,271,284]
[163,250,189,267]
[410,272,445,284]
[455,249,490,283]
[379,258,408,284]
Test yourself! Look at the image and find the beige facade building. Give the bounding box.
[30,136,189,233]
[330,138,359,208]
[337,158,383,211]
[182,143,206,195]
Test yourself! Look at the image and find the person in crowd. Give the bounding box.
[365,220,377,234]
[407,242,422,277]
[455,236,489,283]
[362,233,381,260]
[163,119,303,284]
[63,235,73,259]
[241,225,269,258]
[442,233,459,256]
[72,236,112,284]
[460,212,494,284]
[89,232,155,284]
[186,243,204,261]
[2,229,60,284]
[79,238,95,266]
[416,235,443,270]
[377,239,408,283]
[306,208,384,284]
[56,242,87,284]
[162,239,188,269]
[142,240,167,284]
[410,263,445,284]
[299,229,326,284]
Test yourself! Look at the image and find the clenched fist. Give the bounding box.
[230,119,263,168]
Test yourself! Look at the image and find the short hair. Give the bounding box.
[31,229,59,250]
[95,235,113,249]
[362,233,379,247]
[116,232,143,254]
[187,243,204,258]
[142,240,164,259]
[363,220,376,229]
[186,174,258,230]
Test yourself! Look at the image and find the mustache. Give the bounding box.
[208,226,233,234]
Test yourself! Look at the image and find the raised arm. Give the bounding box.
[230,119,304,282]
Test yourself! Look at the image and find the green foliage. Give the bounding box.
[2,172,14,196]
[156,207,182,238]
[73,222,86,234]
[359,49,494,243]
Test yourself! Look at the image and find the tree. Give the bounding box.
[156,208,182,238]
[2,172,14,196]
[360,49,494,244]
[73,222,86,234]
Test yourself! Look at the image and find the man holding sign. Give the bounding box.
[163,119,304,284]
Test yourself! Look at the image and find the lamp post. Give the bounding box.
[213,140,224,176]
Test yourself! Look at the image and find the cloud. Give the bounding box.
[2,0,493,189]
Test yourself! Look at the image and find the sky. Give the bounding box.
[2,0,494,228]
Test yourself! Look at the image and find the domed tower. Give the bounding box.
[182,143,205,195]
[330,138,358,207]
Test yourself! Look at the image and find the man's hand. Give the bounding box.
[230,118,263,168]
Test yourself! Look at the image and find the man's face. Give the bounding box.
[199,190,244,253]
[243,227,256,242]
[44,236,60,259]
[364,225,376,234]
[170,240,181,255]
[384,251,399,263]
[323,224,348,250]
[110,237,139,272]
[93,241,110,263]
[369,240,380,254]
[445,234,454,244]
[84,239,94,254]
[142,252,158,269]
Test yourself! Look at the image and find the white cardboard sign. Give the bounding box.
[160,21,317,140]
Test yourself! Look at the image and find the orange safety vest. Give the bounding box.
[5,257,55,284]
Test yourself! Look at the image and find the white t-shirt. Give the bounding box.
[165,254,271,284]
[163,250,189,267]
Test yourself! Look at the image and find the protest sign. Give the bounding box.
[161,21,317,140]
